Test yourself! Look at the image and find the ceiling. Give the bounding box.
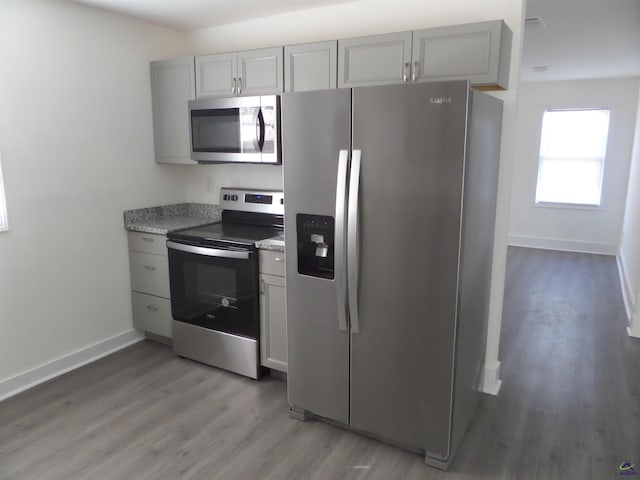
[71,0,640,82]
[70,0,356,31]
[521,0,640,82]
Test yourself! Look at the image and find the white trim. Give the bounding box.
[479,360,502,396]
[0,330,144,402]
[0,153,8,232]
[616,253,636,323]
[507,234,616,255]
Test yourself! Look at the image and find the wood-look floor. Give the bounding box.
[1,247,639,479]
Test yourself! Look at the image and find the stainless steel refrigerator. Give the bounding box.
[281,80,503,470]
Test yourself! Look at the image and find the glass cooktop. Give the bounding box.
[168,221,284,247]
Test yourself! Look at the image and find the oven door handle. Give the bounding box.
[167,241,251,259]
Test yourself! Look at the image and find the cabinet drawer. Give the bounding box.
[132,292,172,338]
[127,231,167,256]
[129,251,170,298]
[259,250,285,277]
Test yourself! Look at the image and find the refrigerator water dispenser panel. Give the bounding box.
[296,214,335,279]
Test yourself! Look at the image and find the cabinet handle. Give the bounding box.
[146,305,158,312]
[274,257,284,262]
[238,77,242,95]
[232,78,237,94]
[402,62,410,83]
[142,237,154,242]
[412,61,418,82]
[144,265,156,271]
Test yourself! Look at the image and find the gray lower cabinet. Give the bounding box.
[338,31,412,88]
[259,250,287,373]
[412,20,512,89]
[127,231,172,339]
[196,47,284,98]
[284,41,337,92]
[149,57,196,165]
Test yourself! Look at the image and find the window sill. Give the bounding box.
[533,201,603,211]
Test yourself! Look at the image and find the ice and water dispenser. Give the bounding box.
[296,214,335,279]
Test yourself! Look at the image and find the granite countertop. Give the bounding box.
[124,203,221,235]
[256,236,285,252]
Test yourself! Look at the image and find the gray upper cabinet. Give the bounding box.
[411,20,512,89]
[237,47,284,96]
[195,52,236,98]
[196,47,283,98]
[284,41,337,92]
[338,31,412,88]
[150,57,196,165]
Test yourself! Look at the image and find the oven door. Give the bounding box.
[189,96,279,164]
[167,241,259,339]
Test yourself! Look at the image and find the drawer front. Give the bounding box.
[259,250,285,276]
[132,292,172,338]
[127,231,167,256]
[129,251,170,298]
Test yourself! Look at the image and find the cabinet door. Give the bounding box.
[237,47,284,96]
[412,20,511,89]
[150,58,196,165]
[260,273,287,372]
[129,251,170,298]
[195,52,237,98]
[284,41,337,92]
[127,231,167,256]
[132,292,172,338]
[338,31,412,88]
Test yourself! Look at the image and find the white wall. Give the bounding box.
[508,78,640,254]
[618,80,640,338]
[185,0,525,394]
[0,0,190,396]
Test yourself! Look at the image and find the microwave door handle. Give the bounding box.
[256,109,266,151]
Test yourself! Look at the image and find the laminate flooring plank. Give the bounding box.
[1,247,639,480]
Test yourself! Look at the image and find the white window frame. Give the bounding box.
[0,153,8,232]
[533,108,610,210]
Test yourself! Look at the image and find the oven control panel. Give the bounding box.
[220,188,284,215]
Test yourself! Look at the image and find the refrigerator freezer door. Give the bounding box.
[282,88,351,424]
[349,81,470,459]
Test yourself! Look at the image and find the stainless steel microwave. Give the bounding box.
[188,95,281,164]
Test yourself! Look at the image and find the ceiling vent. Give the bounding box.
[525,16,547,28]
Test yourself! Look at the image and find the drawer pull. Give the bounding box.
[146,305,158,312]
[274,257,284,262]
[142,237,154,242]
[144,265,156,271]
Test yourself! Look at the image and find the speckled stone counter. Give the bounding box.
[124,203,221,235]
[255,236,285,252]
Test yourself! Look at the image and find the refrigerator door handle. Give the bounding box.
[347,149,362,334]
[335,149,349,332]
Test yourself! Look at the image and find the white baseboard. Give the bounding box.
[479,360,502,396]
[616,253,636,324]
[507,234,617,255]
[0,330,144,402]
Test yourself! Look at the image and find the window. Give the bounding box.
[0,154,7,231]
[535,108,610,206]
